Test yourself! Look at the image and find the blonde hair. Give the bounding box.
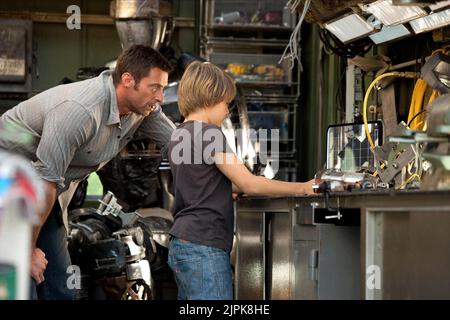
[178,61,236,117]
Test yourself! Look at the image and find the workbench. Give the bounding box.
[235,190,450,300]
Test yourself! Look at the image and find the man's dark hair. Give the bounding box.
[112,45,173,86]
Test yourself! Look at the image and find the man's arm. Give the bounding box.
[31,180,57,246]
[29,102,95,284]
[30,180,56,284]
[134,107,175,157]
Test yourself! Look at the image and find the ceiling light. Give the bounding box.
[324,13,375,44]
[364,0,427,26]
[369,24,411,44]
[393,0,435,5]
[409,8,450,34]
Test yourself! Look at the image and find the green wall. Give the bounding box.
[297,23,342,181]
[0,0,196,112]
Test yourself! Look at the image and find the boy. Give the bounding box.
[168,61,314,300]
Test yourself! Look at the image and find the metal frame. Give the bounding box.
[364,204,450,299]
[237,191,450,300]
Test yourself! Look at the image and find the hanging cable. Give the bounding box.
[407,79,427,130]
[278,0,311,71]
[318,28,373,58]
[407,109,428,127]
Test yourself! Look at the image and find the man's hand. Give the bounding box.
[30,248,48,284]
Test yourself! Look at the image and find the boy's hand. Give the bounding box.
[296,179,318,195]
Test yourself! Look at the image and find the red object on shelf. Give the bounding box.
[263,11,282,25]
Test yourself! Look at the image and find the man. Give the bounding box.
[0,45,175,299]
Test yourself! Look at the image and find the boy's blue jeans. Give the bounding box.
[168,237,233,300]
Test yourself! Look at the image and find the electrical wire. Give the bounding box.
[364,73,423,187]
[366,46,450,186]
[363,72,417,151]
[407,109,428,127]
[279,0,311,70]
[399,173,421,189]
[406,47,449,131]
[318,28,373,58]
[407,79,427,130]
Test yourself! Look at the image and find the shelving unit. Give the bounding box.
[199,0,299,181]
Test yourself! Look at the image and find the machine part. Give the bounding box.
[421,52,450,94]
[97,146,162,211]
[113,226,144,246]
[376,144,416,185]
[420,94,450,189]
[126,260,152,288]
[159,165,175,213]
[373,122,419,187]
[119,211,141,227]
[314,169,384,193]
[80,240,127,275]
[112,0,158,19]
[325,211,343,220]
[137,216,172,248]
[121,280,152,300]
[97,191,123,218]
[380,84,398,137]
[115,19,154,49]
[312,167,389,230]
[313,169,385,218]
[119,235,146,263]
[68,192,173,299]
[94,275,129,300]
[112,0,173,50]
[377,95,450,190]
[426,94,450,136]
[68,218,110,244]
[96,191,142,226]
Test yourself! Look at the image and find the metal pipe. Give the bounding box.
[388,58,422,71]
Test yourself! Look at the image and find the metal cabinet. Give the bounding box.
[236,191,450,300]
[365,205,450,299]
[235,198,296,299]
[235,197,360,300]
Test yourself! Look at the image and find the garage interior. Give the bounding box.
[1,0,450,300]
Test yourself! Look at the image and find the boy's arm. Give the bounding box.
[215,152,315,196]
[232,183,242,193]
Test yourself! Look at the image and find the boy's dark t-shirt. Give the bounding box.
[168,120,234,252]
